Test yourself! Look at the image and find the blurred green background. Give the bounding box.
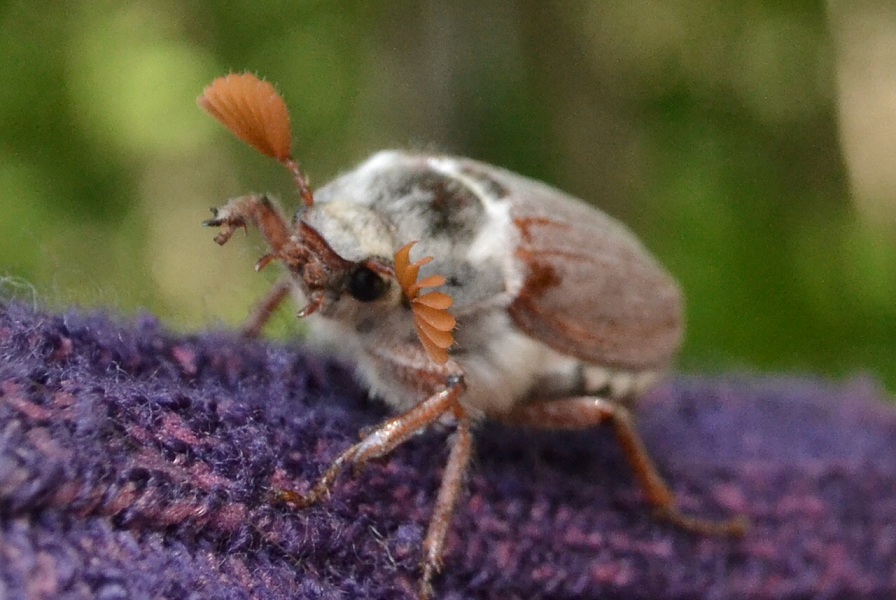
[2,1,894,391]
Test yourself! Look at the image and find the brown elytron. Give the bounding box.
[199,73,745,599]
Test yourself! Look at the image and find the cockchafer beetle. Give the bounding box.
[198,73,745,599]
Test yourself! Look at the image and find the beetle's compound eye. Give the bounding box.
[348,265,388,302]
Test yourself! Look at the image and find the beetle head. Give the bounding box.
[284,201,401,319]
[199,73,455,363]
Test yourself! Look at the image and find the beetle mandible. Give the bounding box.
[199,73,745,599]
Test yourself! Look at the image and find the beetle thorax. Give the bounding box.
[300,201,395,264]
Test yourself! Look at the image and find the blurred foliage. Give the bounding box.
[1,0,894,392]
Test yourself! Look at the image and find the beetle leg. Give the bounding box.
[500,396,747,536]
[274,373,466,510]
[240,275,293,338]
[204,195,296,337]
[275,372,470,599]
[203,194,291,252]
[420,407,472,600]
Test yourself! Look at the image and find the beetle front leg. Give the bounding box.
[501,396,747,536]
[204,195,297,337]
[203,194,291,254]
[275,373,467,510]
[275,372,471,600]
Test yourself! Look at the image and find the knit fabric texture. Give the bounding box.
[1,301,894,599]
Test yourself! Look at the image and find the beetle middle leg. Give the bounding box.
[500,396,747,536]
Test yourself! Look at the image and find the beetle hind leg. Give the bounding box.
[500,396,747,537]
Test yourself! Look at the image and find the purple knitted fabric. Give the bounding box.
[1,301,894,599]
